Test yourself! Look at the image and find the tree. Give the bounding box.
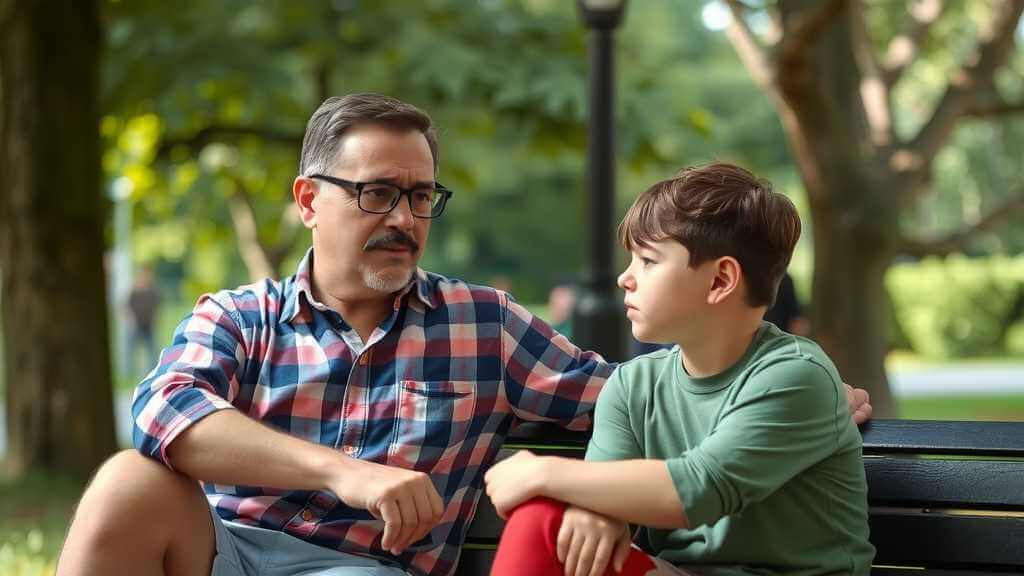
[0,0,117,476]
[101,0,718,302]
[722,0,1024,415]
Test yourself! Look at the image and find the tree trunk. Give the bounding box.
[0,0,117,477]
[807,180,898,417]
[772,1,899,415]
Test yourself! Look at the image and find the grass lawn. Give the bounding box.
[0,471,83,575]
[898,394,1024,421]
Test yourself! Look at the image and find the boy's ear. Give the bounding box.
[293,176,319,229]
[707,257,742,305]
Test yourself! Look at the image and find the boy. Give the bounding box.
[484,163,874,576]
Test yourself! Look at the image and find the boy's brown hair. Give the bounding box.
[619,162,801,308]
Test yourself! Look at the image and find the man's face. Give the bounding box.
[307,124,434,296]
[617,239,716,344]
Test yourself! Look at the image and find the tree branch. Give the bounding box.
[226,177,277,281]
[898,190,1024,257]
[963,99,1024,118]
[882,0,945,88]
[776,0,848,64]
[723,0,776,94]
[851,0,893,146]
[902,0,1024,178]
[156,124,302,161]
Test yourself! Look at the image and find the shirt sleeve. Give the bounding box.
[131,294,245,468]
[499,293,614,430]
[665,357,852,529]
[585,369,643,462]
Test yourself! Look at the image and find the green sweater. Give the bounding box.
[587,323,874,575]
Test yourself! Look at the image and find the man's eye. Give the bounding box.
[364,186,394,199]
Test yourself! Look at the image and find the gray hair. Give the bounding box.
[299,93,439,177]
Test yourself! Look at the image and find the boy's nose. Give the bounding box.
[617,270,633,291]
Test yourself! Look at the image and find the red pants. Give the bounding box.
[489,498,658,576]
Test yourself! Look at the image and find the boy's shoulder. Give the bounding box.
[749,323,837,372]
[740,324,845,402]
[613,345,679,379]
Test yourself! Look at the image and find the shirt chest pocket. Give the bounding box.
[388,380,478,471]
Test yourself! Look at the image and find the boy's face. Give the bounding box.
[617,239,717,344]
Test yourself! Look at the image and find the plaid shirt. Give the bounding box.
[132,249,612,576]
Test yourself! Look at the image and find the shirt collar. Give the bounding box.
[280,248,437,325]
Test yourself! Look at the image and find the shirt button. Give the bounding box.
[301,509,315,522]
[343,445,357,455]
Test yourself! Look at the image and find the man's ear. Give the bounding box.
[707,257,742,305]
[293,176,318,229]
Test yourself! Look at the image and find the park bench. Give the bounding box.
[455,419,1024,575]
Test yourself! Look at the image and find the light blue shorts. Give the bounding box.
[209,506,408,575]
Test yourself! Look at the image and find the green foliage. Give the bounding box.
[97,0,1024,317]
[100,0,762,303]
[888,256,1024,358]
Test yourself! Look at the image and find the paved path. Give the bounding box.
[1,366,1021,456]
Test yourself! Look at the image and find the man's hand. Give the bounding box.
[484,450,550,519]
[557,506,632,576]
[845,383,872,425]
[329,458,444,555]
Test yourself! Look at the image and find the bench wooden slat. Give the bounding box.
[506,422,589,446]
[870,510,1024,569]
[868,565,1019,569]
[462,420,1024,575]
[865,458,1024,509]
[453,548,496,576]
[861,420,1024,457]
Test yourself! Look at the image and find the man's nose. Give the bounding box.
[385,192,416,229]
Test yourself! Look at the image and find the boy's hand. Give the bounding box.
[484,450,549,518]
[845,383,872,425]
[557,506,632,576]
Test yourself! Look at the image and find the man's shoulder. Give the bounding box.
[198,277,285,328]
[418,270,506,308]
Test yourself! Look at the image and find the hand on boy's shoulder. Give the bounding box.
[845,383,872,425]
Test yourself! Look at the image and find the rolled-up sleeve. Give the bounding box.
[131,294,246,467]
[500,295,613,430]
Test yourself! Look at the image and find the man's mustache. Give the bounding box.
[364,231,419,253]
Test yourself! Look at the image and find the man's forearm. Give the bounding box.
[164,409,353,492]
[540,458,687,529]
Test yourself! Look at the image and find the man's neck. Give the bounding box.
[677,312,764,379]
[309,270,396,343]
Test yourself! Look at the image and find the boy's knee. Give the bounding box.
[504,497,567,543]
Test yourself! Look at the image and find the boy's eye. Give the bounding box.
[640,257,654,267]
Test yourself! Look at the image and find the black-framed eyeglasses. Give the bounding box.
[308,174,453,219]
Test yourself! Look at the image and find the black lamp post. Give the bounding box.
[573,0,628,361]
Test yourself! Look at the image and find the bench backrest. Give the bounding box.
[456,420,1024,576]
[861,420,1024,575]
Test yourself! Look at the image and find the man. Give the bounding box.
[58,94,871,576]
[126,265,161,377]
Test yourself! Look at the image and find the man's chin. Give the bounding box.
[361,265,415,294]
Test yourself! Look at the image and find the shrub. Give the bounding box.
[887,255,1024,358]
